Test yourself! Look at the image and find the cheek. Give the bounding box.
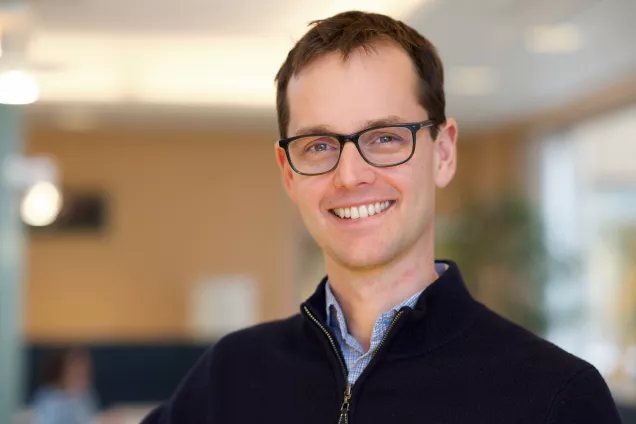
[407,144,436,181]
[293,176,330,213]
[381,158,434,203]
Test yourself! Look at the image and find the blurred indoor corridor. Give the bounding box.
[1,0,635,422]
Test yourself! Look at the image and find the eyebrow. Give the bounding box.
[293,115,409,137]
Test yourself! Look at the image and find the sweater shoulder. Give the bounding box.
[211,313,306,358]
[471,305,594,376]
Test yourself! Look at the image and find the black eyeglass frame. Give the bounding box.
[278,120,436,176]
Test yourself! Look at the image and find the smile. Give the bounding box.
[329,201,395,220]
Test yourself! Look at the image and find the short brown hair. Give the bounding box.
[275,10,446,139]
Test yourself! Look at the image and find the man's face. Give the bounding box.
[276,42,457,271]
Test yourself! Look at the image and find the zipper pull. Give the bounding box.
[338,383,352,424]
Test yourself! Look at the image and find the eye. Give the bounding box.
[304,140,337,154]
[312,143,329,151]
[374,133,405,144]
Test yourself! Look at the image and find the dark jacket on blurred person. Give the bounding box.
[141,261,622,424]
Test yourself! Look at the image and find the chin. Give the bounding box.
[329,246,397,271]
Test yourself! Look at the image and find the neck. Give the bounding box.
[324,235,438,351]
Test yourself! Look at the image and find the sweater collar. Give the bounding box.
[301,260,484,359]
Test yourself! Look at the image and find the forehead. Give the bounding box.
[286,42,425,137]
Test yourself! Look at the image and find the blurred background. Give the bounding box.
[0,0,635,422]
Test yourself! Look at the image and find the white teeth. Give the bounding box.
[359,205,369,218]
[333,201,393,220]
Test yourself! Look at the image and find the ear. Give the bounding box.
[275,142,298,204]
[433,118,458,188]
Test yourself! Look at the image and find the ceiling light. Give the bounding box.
[525,24,581,54]
[20,181,62,227]
[0,69,39,104]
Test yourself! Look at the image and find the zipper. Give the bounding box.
[369,310,405,362]
[338,383,352,424]
[303,306,348,380]
[304,306,350,423]
[303,305,406,424]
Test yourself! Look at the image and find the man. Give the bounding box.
[142,11,621,424]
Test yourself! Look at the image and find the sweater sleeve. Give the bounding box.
[544,366,622,424]
[140,339,229,424]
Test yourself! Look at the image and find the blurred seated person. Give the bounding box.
[32,348,99,424]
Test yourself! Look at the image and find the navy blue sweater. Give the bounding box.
[142,261,622,423]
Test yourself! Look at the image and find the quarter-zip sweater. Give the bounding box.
[141,260,621,424]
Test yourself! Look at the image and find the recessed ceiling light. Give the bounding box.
[0,70,39,104]
[525,24,581,54]
[21,181,63,227]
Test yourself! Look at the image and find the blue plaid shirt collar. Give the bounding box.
[325,263,448,384]
[325,283,421,353]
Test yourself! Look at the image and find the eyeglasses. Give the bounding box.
[278,120,435,176]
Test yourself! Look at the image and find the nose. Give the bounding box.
[333,141,375,189]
